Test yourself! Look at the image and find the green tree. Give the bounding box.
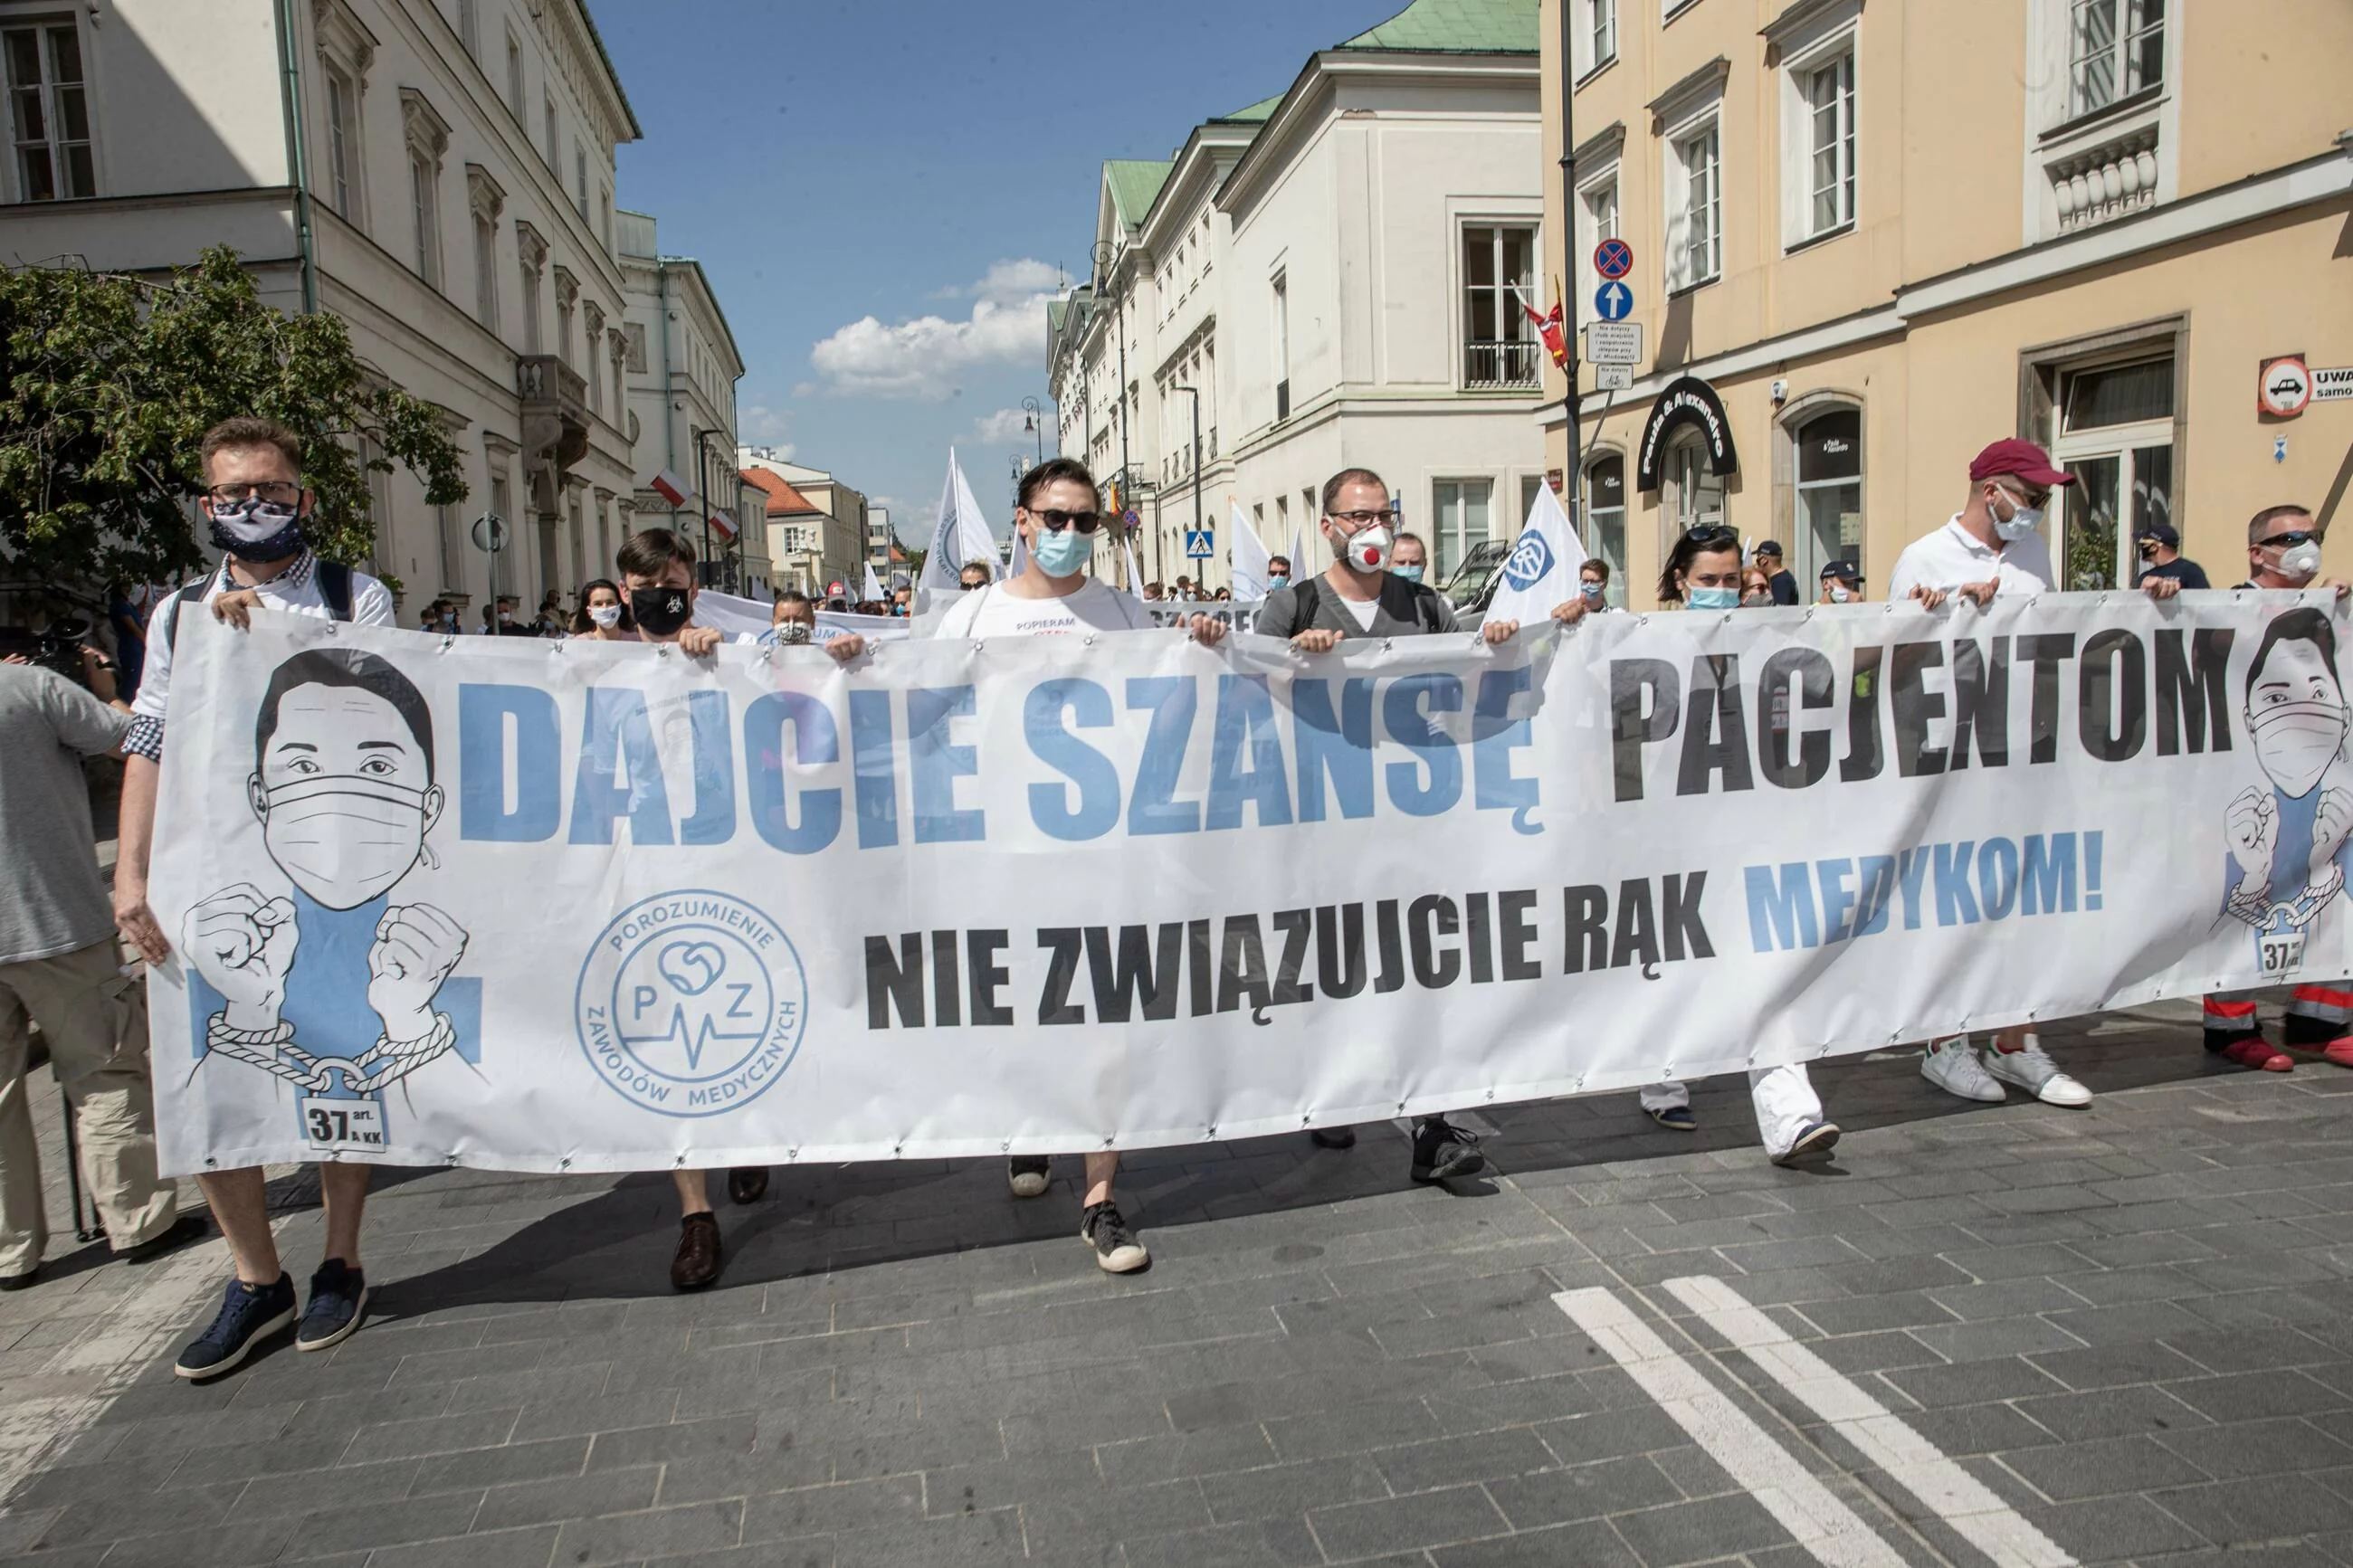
[0,246,466,601]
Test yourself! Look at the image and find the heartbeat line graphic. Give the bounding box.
[619,1004,764,1072]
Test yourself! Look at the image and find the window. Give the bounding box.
[1577,176,1619,305]
[598,189,611,251]
[1792,407,1862,585]
[1803,51,1855,238]
[2069,0,2163,118]
[573,143,588,219]
[1432,480,1493,583]
[1586,0,1616,71]
[456,0,479,59]
[2052,355,2174,589]
[504,30,523,114]
[4,19,93,202]
[557,295,573,367]
[518,233,543,353]
[472,209,498,327]
[1462,224,1538,389]
[1584,455,1628,607]
[1666,429,1725,546]
[436,499,461,592]
[624,321,648,374]
[1272,273,1290,422]
[583,305,603,413]
[409,151,440,287]
[1667,122,1720,289]
[542,93,557,166]
[324,66,360,221]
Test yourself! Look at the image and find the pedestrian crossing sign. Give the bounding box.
[1186,530,1215,559]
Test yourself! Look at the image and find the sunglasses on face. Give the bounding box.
[1026,508,1103,534]
[1996,482,2053,510]
[2261,530,2318,549]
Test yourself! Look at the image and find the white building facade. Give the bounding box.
[1048,0,1548,594]
[738,451,865,599]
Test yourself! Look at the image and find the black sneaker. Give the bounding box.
[1007,1155,1053,1199]
[120,1214,208,1265]
[295,1259,369,1352]
[1410,1117,1486,1183]
[1309,1126,1358,1149]
[174,1273,296,1380]
[1080,1201,1150,1273]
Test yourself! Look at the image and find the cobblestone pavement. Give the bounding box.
[5,1001,2353,1567]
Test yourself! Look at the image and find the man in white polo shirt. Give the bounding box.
[1886,438,2092,1109]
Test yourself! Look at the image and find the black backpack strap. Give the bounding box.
[160,574,213,656]
[317,560,354,622]
[1289,575,1323,637]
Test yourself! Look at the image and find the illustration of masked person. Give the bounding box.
[175,650,470,1366]
[2205,606,2353,1070]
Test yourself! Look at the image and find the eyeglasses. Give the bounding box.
[1682,525,1739,547]
[959,578,986,590]
[1026,508,1103,534]
[2260,530,2318,549]
[205,481,301,505]
[1995,482,2053,510]
[1328,509,1392,529]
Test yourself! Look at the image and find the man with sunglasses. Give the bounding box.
[1885,439,2099,1109]
[938,457,1227,1275]
[115,418,398,1374]
[1257,467,1519,1185]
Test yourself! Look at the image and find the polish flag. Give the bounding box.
[651,470,691,508]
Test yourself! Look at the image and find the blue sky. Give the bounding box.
[597,0,1401,546]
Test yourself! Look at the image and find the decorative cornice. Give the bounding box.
[513,220,548,270]
[398,88,451,163]
[464,163,504,222]
[1647,56,1730,132]
[312,0,376,75]
[551,264,578,306]
[1762,0,1862,58]
[1572,120,1626,171]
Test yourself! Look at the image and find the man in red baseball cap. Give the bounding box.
[1886,438,2098,1107]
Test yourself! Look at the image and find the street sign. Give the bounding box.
[1594,238,1634,280]
[1594,280,1634,321]
[2261,356,2313,418]
[470,514,508,553]
[1185,529,1215,559]
[1595,365,1634,392]
[1583,320,1643,365]
[2314,366,2353,403]
[827,579,845,597]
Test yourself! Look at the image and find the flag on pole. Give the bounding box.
[919,449,1002,594]
[1122,537,1145,602]
[862,563,884,601]
[1229,500,1271,602]
[1520,286,1568,371]
[1483,475,1588,628]
[708,508,738,543]
[1288,520,1306,579]
[650,470,691,508]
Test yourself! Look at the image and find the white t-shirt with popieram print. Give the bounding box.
[936,578,1150,639]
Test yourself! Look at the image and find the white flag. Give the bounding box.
[1288,522,1306,581]
[919,449,1002,594]
[1122,538,1146,601]
[862,563,884,602]
[1229,501,1271,602]
[1483,477,1589,627]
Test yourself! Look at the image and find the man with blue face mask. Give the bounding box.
[936,458,1228,1276]
[1886,439,2098,1109]
[1266,555,1291,594]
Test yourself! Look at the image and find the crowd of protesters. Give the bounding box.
[5,413,2336,1390]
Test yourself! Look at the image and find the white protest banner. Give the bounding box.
[695,588,909,645]
[148,591,2348,1174]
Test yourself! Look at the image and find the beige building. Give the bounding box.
[1539,0,2353,607]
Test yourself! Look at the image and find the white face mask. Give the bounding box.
[2252,698,2348,799]
[258,775,435,910]
[1338,524,1392,575]
[2279,540,2325,582]
[1828,584,1852,603]
[1990,487,2044,543]
[587,603,622,629]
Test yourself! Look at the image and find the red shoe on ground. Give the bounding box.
[2219,1038,2293,1072]
[2322,1037,2353,1069]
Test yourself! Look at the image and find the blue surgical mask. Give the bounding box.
[1030,522,1091,578]
[1392,564,1424,584]
[1686,585,1739,611]
[1268,575,1290,592]
[1580,581,1605,604]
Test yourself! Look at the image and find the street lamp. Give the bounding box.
[1008,453,1024,516]
[1021,396,1043,466]
[1167,385,1203,590]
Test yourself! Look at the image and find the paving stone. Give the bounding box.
[552,1499,745,1565]
[1605,1493,1793,1566]
[1997,1435,2210,1501]
[1198,1456,1389,1524]
[1486,1455,1680,1529]
[1308,1482,1511,1560]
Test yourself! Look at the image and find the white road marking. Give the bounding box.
[1663,1276,2074,1568]
[1554,1287,1908,1568]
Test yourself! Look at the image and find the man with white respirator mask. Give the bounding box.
[1256,469,1520,1186]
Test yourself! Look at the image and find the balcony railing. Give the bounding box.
[2049,125,2159,233]
[1463,339,1541,390]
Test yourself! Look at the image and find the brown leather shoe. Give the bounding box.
[670,1213,722,1291]
[726,1167,767,1204]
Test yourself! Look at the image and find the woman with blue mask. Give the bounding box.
[1633,525,1844,1164]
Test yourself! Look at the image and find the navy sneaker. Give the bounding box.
[296,1259,369,1352]
[1409,1117,1486,1183]
[1648,1104,1697,1131]
[1772,1120,1842,1167]
[174,1273,296,1380]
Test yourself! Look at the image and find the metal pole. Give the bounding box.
[1557,0,1585,527]
[1172,386,1202,588]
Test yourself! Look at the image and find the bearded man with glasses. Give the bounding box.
[937,457,1228,1275]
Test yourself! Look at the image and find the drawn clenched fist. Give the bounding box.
[184,884,299,1031]
[367,902,468,1045]
[2311,786,2353,884]
[2227,786,2279,891]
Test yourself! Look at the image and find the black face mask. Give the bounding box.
[630,586,691,637]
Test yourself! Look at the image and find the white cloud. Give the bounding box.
[738,405,794,450]
[808,259,1062,401]
[968,407,1033,445]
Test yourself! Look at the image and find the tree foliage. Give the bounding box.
[0,246,467,599]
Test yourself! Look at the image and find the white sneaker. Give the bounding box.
[1982,1037,2092,1107]
[1921,1037,2006,1102]
[1006,1156,1051,1199]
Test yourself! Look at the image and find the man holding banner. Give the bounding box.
[938,458,1227,1273]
